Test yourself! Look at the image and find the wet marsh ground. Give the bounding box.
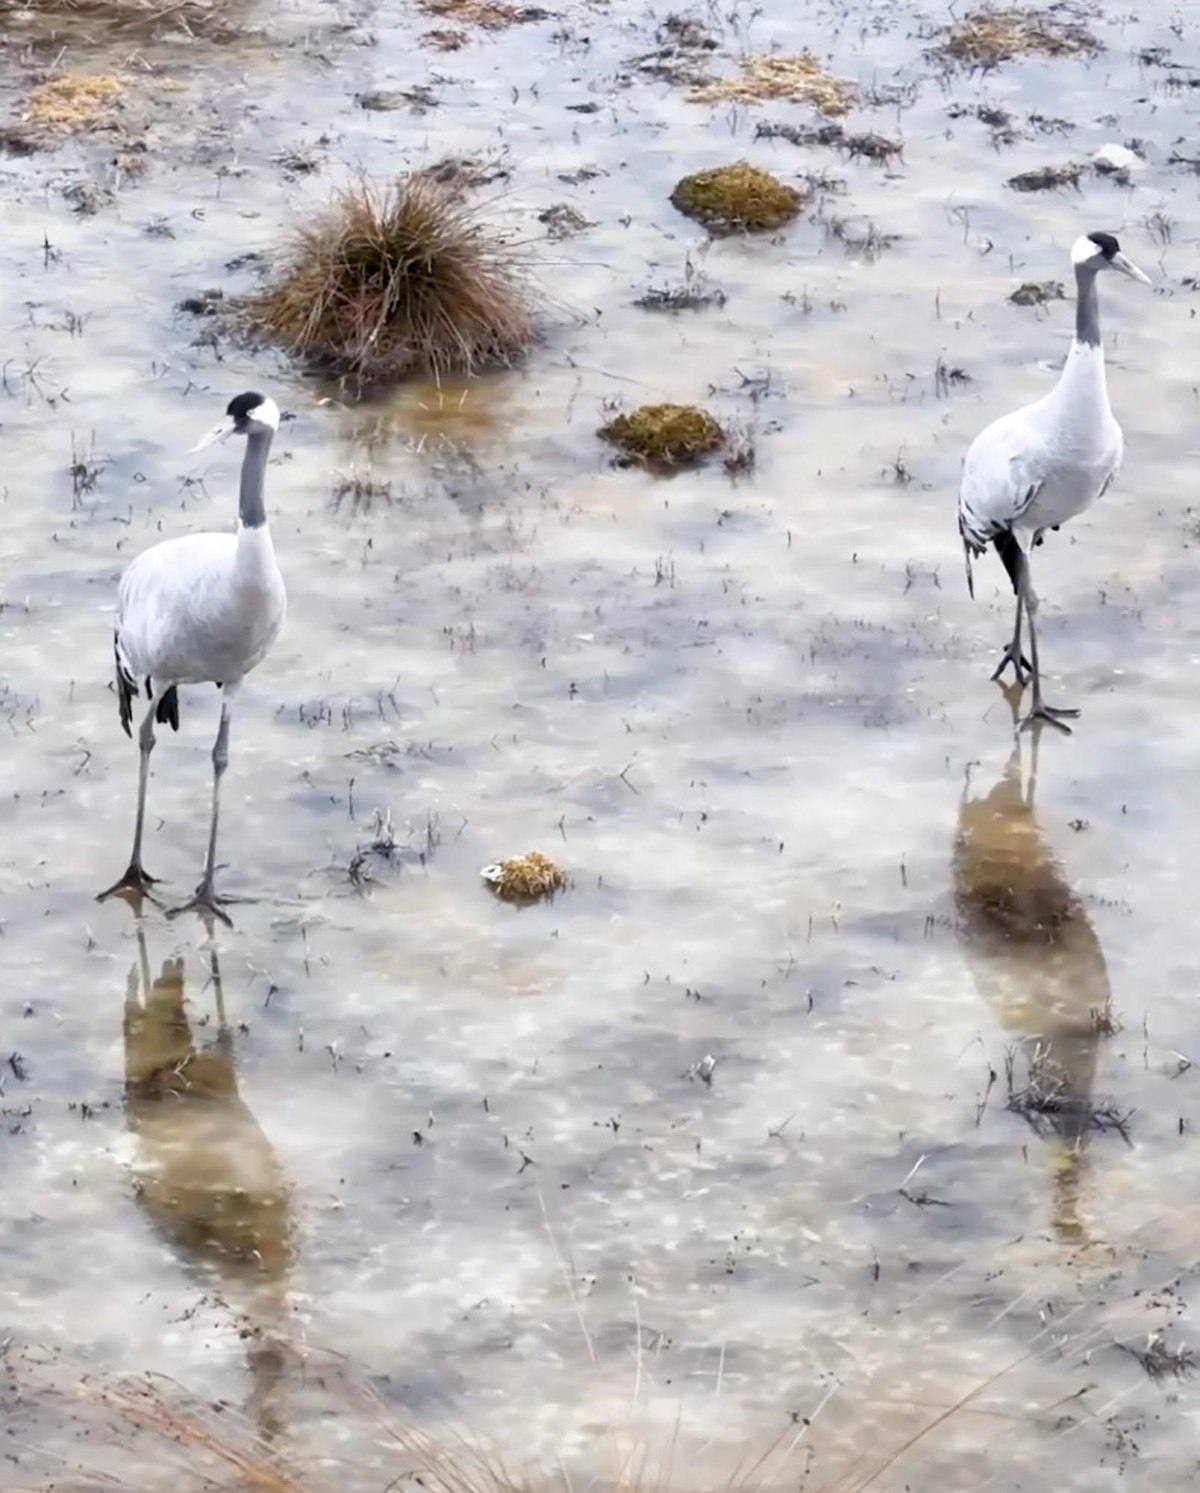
[5,0,1200,1486]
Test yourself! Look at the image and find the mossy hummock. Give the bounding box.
[670,162,804,234]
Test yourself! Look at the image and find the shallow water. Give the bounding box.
[4,0,1200,1485]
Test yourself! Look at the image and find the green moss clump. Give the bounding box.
[669,162,803,234]
[481,851,566,903]
[599,403,726,468]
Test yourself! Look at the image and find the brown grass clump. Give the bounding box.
[599,403,726,468]
[481,850,566,903]
[932,6,1101,68]
[254,175,536,386]
[670,162,803,234]
[690,52,856,114]
[27,72,124,129]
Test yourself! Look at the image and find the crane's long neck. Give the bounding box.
[238,428,273,531]
[1074,264,1102,351]
[1054,265,1110,411]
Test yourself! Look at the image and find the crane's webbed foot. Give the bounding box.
[990,641,1034,686]
[97,862,163,907]
[1020,702,1080,735]
[167,878,236,928]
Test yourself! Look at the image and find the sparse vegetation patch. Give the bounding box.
[1006,162,1083,191]
[4,0,230,32]
[27,73,124,130]
[932,6,1101,68]
[1010,279,1065,305]
[253,175,536,386]
[756,119,901,160]
[417,0,541,28]
[690,52,856,113]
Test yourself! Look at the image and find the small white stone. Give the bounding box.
[1093,143,1142,175]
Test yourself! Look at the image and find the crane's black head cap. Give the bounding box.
[227,391,266,427]
[1087,232,1119,260]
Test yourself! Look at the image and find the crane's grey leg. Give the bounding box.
[990,530,1033,685]
[98,696,163,904]
[169,685,239,926]
[1017,555,1079,733]
[991,594,1033,684]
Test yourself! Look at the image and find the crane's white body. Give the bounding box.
[958,342,1123,554]
[116,526,286,690]
[100,391,286,918]
[954,231,1150,730]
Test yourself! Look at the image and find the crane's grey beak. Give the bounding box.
[190,415,237,453]
[1112,251,1152,285]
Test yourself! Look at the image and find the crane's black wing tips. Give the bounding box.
[958,512,983,599]
[155,685,180,732]
[115,631,135,738]
[114,635,179,735]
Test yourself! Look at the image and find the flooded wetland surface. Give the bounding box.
[5,0,1200,1485]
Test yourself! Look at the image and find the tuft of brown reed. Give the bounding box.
[253,175,537,387]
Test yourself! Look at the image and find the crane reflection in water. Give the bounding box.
[953,701,1127,1248]
[123,924,294,1438]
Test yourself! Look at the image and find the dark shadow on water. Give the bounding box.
[124,923,295,1439]
[953,695,1112,1249]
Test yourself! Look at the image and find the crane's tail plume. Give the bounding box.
[958,512,977,600]
[156,687,180,732]
[115,632,136,738]
[114,633,181,735]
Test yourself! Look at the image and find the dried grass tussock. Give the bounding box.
[932,6,1101,67]
[27,72,125,129]
[5,1341,1079,1493]
[690,52,856,114]
[254,175,537,386]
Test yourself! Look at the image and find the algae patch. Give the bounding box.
[599,403,726,468]
[670,162,803,234]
